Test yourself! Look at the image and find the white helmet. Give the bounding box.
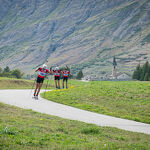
[55,67,59,71]
[42,64,47,69]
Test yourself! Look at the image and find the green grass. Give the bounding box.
[0,77,54,89]
[42,80,150,124]
[0,102,150,150]
[0,77,33,89]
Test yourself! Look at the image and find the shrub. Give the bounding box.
[0,66,24,79]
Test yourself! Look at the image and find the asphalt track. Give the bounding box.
[0,89,150,135]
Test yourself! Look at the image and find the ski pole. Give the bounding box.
[70,65,72,88]
[29,78,36,96]
[44,76,49,98]
[48,75,51,88]
[49,66,54,87]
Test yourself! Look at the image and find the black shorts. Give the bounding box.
[37,76,44,83]
[55,76,60,80]
[63,77,68,82]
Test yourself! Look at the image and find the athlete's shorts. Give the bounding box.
[55,76,60,80]
[37,76,44,83]
[63,77,68,82]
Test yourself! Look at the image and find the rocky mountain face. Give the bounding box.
[0,0,150,77]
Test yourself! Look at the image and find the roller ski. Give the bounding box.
[32,95,38,100]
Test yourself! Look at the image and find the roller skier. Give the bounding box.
[33,64,52,100]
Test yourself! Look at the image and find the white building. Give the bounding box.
[116,73,132,80]
[109,72,132,80]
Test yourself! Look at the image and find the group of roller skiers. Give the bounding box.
[33,64,71,100]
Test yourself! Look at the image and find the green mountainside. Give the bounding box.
[0,0,150,77]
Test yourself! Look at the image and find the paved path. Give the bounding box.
[0,89,150,135]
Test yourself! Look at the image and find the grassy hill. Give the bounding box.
[0,0,150,76]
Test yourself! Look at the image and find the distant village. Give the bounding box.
[82,57,132,81]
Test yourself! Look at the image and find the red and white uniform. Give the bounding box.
[63,70,70,77]
[53,70,61,77]
[38,68,49,78]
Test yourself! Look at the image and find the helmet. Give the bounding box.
[55,67,59,71]
[63,67,67,70]
[42,64,47,69]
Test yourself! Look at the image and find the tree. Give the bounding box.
[144,73,149,81]
[3,66,10,73]
[11,69,24,79]
[133,61,150,81]
[132,64,142,80]
[148,64,150,72]
[0,67,2,73]
[76,70,83,80]
[140,61,150,81]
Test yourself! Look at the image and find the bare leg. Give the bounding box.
[58,80,60,88]
[62,80,64,88]
[66,80,68,88]
[55,80,57,88]
[36,83,43,96]
[34,83,39,96]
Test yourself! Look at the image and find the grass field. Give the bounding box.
[42,80,150,124]
[0,77,150,149]
[0,77,34,89]
[0,102,150,150]
[0,77,55,89]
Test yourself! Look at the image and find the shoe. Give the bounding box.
[32,95,36,99]
[35,95,38,100]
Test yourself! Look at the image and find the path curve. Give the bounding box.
[0,89,150,135]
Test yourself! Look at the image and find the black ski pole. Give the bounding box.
[30,78,36,97]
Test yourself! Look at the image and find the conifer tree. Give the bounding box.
[144,73,149,81]
[76,70,83,80]
[141,61,149,80]
[141,61,150,81]
[133,61,150,81]
[132,64,141,80]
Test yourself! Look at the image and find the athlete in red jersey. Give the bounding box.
[33,64,52,99]
[53,67,62,89]
[62,66,71,89]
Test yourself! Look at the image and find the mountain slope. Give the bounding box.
[0,0,150,77]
